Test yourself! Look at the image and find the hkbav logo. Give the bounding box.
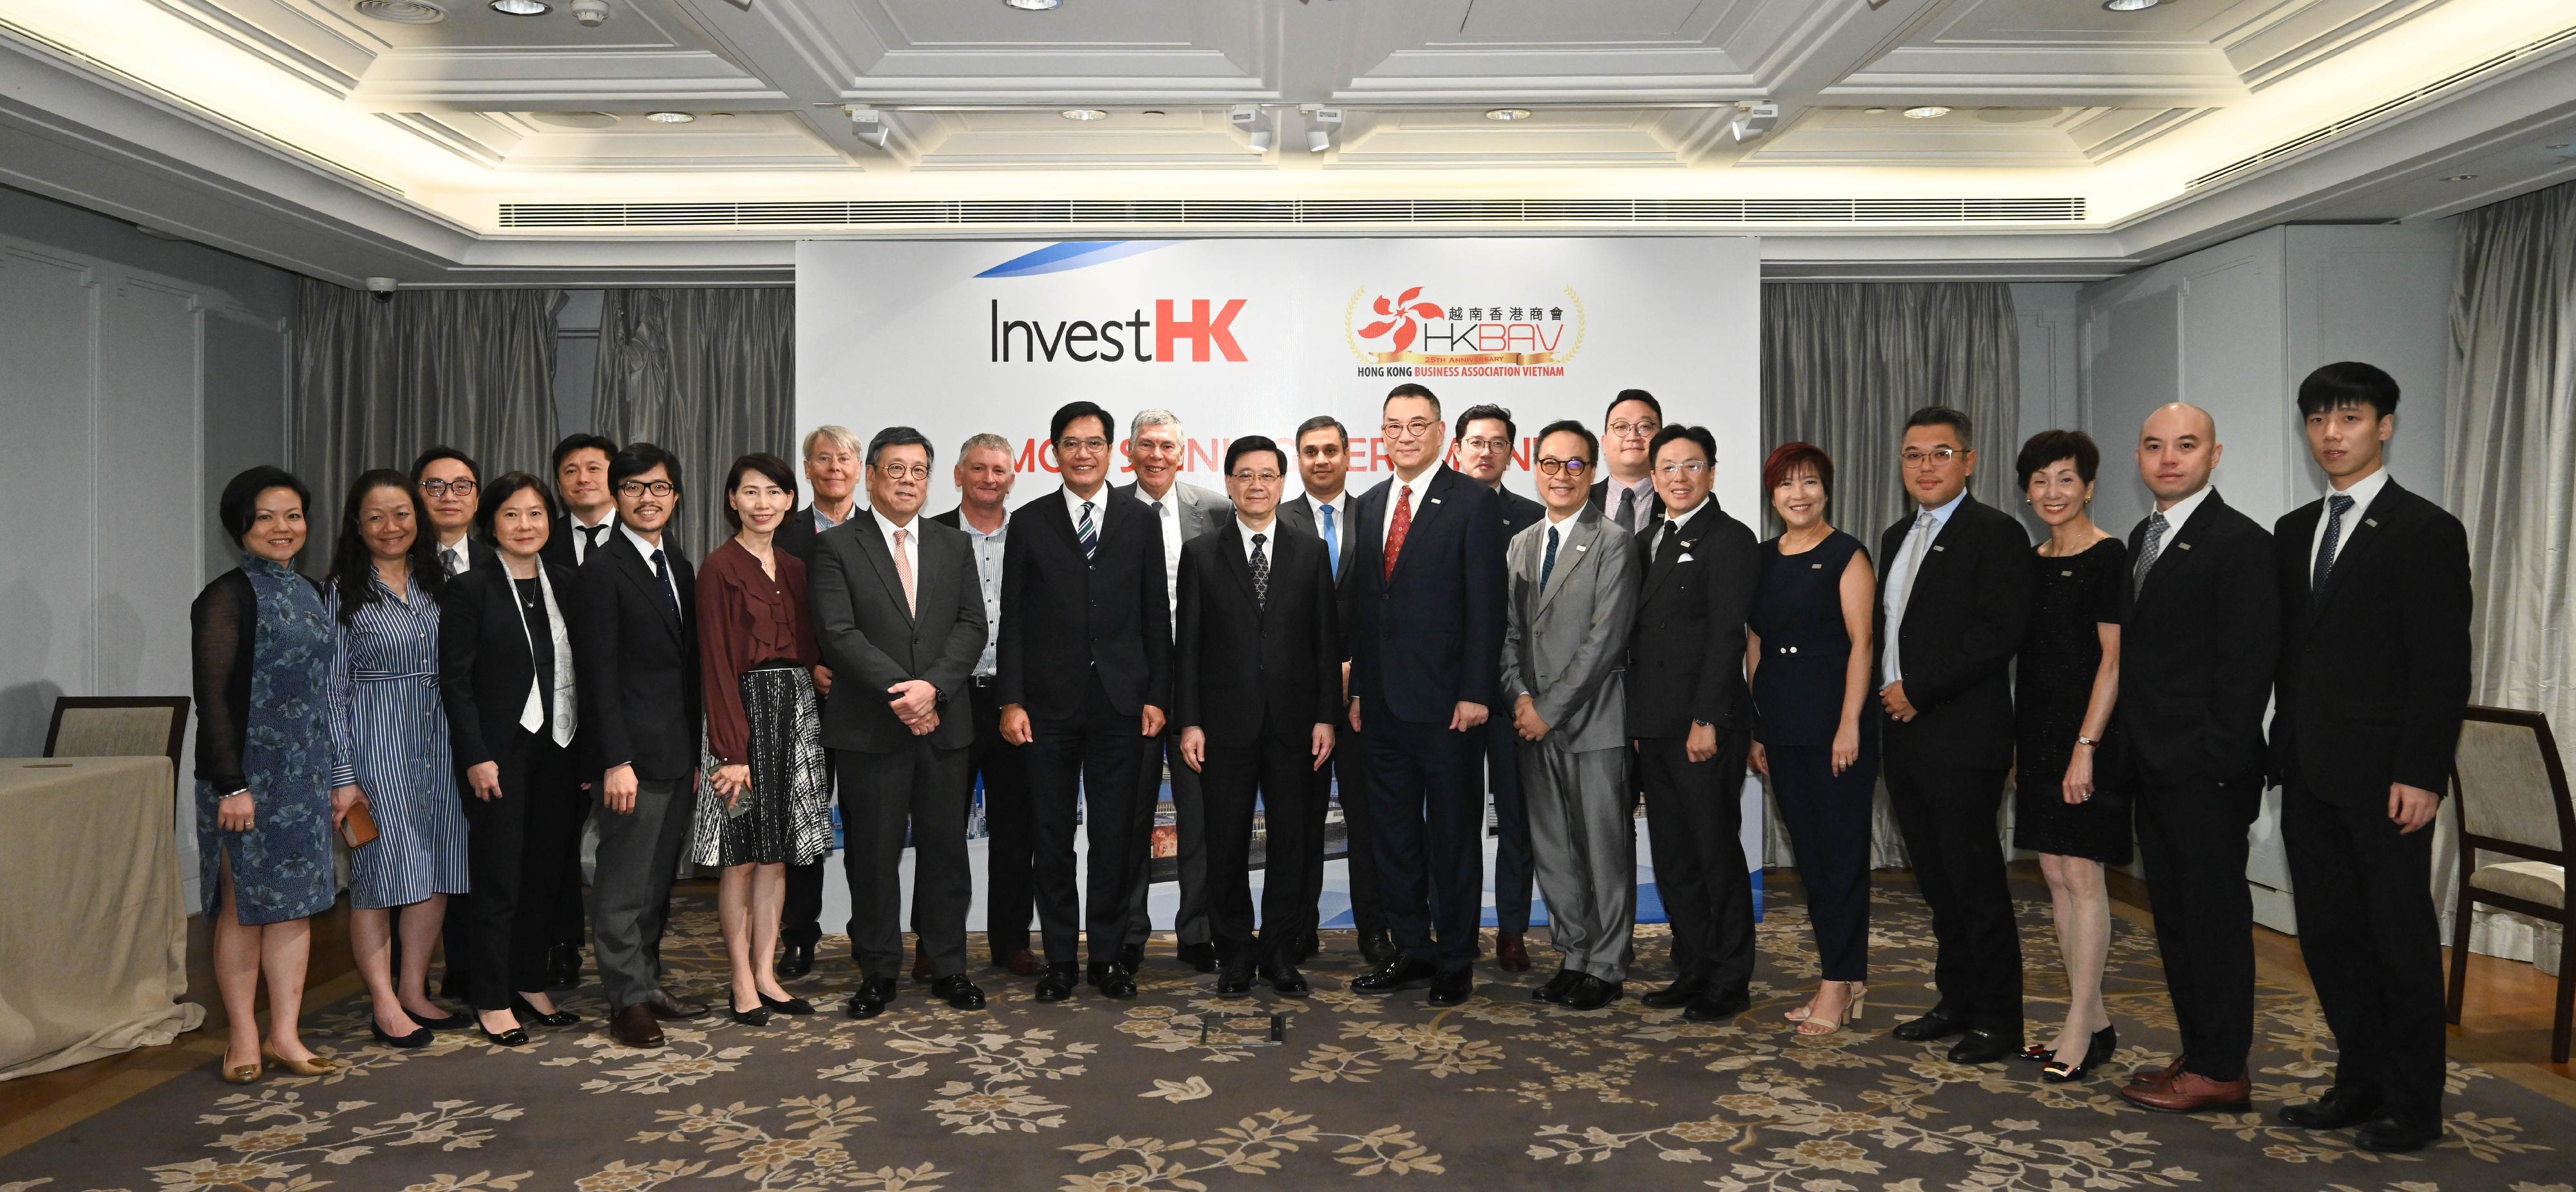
[1345,283,1584,378]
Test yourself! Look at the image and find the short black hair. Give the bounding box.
[609,442,683,491]
[1605,388,1662,422]
[551,433,618,475]
[1455,403,1515,442]
[1533,419,1599,466]
[2015,430,2099,488]
[410,444,480,485]
[1383,383,1441,419]
[867,426,934,468]
[1903,406,1973,445]
[1050,400,1114,447]
[2296,361,2400,419]
[1294,415,1348,449]
[474,471,556,539]
[720,453,799,530]
[1649,424,1717,467]
[1224,435,1288,475]
[219,466,310,547]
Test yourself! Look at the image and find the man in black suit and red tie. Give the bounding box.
[2269,363,2471,1153]
[1343,383,1506,1006]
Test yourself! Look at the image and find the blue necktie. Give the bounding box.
[2313,493,2354,590]
[649,549,680,621]
[1540,525,1560,593]
[1318,502,1339,576]
[1077,500,1098,560]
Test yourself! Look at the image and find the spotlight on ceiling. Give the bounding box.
[1730,101,1780,141]
[489,0,549,14]
[1230,104,1272,153]
[644,111,694,124]
[845,106,890,149]
[1060,109,1108,121]
[1003,0,1061,9]
[1305,106,1343,153]
[353,0,448,23]
[1903,105,1952,119]
[1485,108,1531,122]
[2102,0,2160,10]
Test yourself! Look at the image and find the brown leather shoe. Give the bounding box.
[913,939,933,981]
[647,991,709,1021]
[609,1004,665,1049]
[2126,1056,2185,1092]
[1495,932,1531,972]
[2120,1072,2250,1113]
[999,949,1043,977]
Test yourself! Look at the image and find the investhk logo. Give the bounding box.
[988,298,1247,363]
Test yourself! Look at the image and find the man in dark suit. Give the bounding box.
[1875,406,2032,1064]
[1344,384,1506,1006]
[1113,410,1234,975]
[1278,416,1390,965]
[810,426,990,1019]
[1174,435,1341,998]
[998,400,1171,1002]
[1589,390,1665,535]
[772,424,865,979]
[931,433,1037,976]
[543,433,621,572]
[409,446,502,1003]
[2110,402,2279,1113]
[1455,403,1544,972]
[1625,424,1760,1021]
[2269,364,2471,1152]
[571,442,709,1048]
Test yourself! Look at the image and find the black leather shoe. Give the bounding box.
[1215,963,1255,997]
[1682,990,1750,1023]
[546,943,582,990]
[1351,956,1439,994]
[1947,1029,2017,1065]
[1178,941,1218,974]
[728,1002,772,1027]
[1261,960,1309,996]
[1562,975,1623,1011]
[647,992,710,1021]
[1097,963,1139,999]
[779,942,816,979]
[1891,1006,1970,1042]
[511,996,581,1028]
[1358,928,1396,967]
[759,992,815,1016]
[931,974,987,1010]
[1533,970,1583,1003]
[845,977,896,1020]
[479,1023,531,1046]
[1428,969,1473,1007]
[2277,1088,2385,1131]
[608,1003,663,1048]
[1640,980,1704,1010]
[2354,1116,2442,1153]
[1290,932,1320,963]
[370,1020,433,1050]
[1119,943,1146,972]
[1034,963,1079,1003]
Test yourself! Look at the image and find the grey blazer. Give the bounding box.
[1498,504,1642,753]
[808,510,987,753]
[1112,479,1234,545]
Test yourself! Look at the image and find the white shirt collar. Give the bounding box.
[1237,514,1279,562]
[1136,482,1179,510]
[569,509,614,531]
[1062,485,1108,535]
[1545,504,1584,528]
[1661,493,1712,529]
[1391,461,1445,491]
[619,522,667,560]
[2154,484,2215,536]
[2326,466,2392,516]
[874,508,921,562]
[1305,488,1346,512]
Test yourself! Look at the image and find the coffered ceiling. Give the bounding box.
[1,0,2571,285]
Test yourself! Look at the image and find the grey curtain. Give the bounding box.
[2439,178,2575,972]
[292,280,564,548]
[591,288,796,562]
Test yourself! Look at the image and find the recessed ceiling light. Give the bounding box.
[2441,174,2479,182]
[1863,106,1887,115]
[644,111,695,124]
[1485,108,1532,122]
[2103,0,2160,10]
[1060,109,1108,121]
[1003,0,1061,9]
[354,0,448,23]
[1903,106,1951,119]
[490,0,549,13]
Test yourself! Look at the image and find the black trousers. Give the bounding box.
[1766,739,1877,983]
[456,733,583,1010]
[838,739,972,981]
[969,680,1036,960]
[1028,674,1149,965]
[2132,775,2258,1081]
[1882,736,2021,1039]
[1128,731,1209,947]
[1202,723,1325,966]
[779,753,830,952]
[1361,711,1484,972]
[1313,730,1387,945]
[2284,778,2446,1123]
[1485,719,1535,935]
[1638,730,1756,996]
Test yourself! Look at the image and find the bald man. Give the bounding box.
[2112,403,2278,1114]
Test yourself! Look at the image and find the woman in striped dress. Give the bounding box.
[325,469,472,1049]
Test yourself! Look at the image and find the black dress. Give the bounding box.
[1750,529,1877,982]
[2011,537,2132,863]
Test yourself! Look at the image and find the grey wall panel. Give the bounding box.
[0,245,102,755]
[204,308,292,576]
[95,281,204,705]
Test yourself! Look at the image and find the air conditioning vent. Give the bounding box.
[497,195,2087,230]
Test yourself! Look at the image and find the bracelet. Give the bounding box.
[2074,735,2099,748]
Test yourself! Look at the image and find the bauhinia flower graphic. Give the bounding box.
[1358,286,1446,353]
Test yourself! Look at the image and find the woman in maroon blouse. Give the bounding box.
[692,453,833,1025]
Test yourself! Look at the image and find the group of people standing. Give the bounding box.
[187,361,2467,1155]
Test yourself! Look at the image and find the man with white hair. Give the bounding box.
[1112,410,1233,973]
[773,424,864,978]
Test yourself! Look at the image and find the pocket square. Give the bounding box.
[1676,552,1695,562]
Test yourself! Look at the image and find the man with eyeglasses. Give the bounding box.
[1874,406,2032,1066]
[1591,390,1666,535]
[411,445,497,1003]
[996,401,1171,1002]
[1344,383,1506,1007]
[1113,410,1234,976]
[931,433,1040,977]
[1454,403,1544,974]
[772,424,865,979]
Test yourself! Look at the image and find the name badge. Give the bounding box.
[1810,562,1824,570]
[1931,544,1946,553]
[2365,518,2379,527]
[1575,544,1588,552]
[1430,497,1443,504]
[2175,542,2192,551]
[2060,570,2074,577]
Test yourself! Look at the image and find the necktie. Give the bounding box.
[442,545,462,577]
[1077,500,1098,560]
[2313,493,2355,591]
[649,548,680,621]
[1886,511,1935,683]
[893,527,917,614]
[2132,511,2169,598]
[1382,485,1414,582]
[1318,503,1340,576]
[1249,533,1270,610]
[1616,486,1637,534]
[589,525,608,556]
[1540,525,1560,592]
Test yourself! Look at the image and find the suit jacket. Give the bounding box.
[1173,520,1341,747]
[1113,479,1233,553]
[809,511,986,753]
[572,531,699,781]
[1872,493,2030,768]
[996,487,1171,719]
[1590,477,1665,530]
[2110,489,2277,789]
[1278,491,1359,589]
[1343,467,1507,724]
[2269,479,2470,800]
[439,558,576,769]
[773,505,826,567]
[1501,506,1642,752]
[541,512,618,573]
[1624,498,1760,739]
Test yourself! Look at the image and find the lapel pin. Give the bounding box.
[1575,544,1588,552]
[1810,562,1823,569]
[2176,542,2192,551]
[2365,518,2379,527]
[1931,544,1946,553]
[2060,570,2074,577]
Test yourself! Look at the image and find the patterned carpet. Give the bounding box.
[5,878,2572,1192]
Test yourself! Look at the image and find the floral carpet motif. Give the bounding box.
[3,879,2572,1191]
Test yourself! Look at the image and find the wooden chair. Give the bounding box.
[43,695,191,807]
[2443,705,2573,1063]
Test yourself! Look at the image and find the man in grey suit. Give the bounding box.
[1113,409,1234,973]
[809,426,990,1019]
[1499,421,1644,1011]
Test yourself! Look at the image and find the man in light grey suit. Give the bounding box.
[1113,409,1235,973]
[1499,420,1643,1011]
[810,426,991,1019]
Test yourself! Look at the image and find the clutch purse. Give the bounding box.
[341,800,380,849]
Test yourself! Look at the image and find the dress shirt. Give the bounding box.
[1605,473,1656,532]
[2308,465,2391,585]
[1880,488,1967,685]
[1305,489,1347,574]
[1133,483,1185,625]
[875,510,923,607]
[811,500,857,533]
[438,533,474,576]
[1652,493,1710,554]
[1062,485,1108,549]
[620,522,683,610]
[1236,514,1280,564]
[1379,462,1448,555]
[567,512,614,566]
[958,513,1007,676]
[2153,482,2217,541]
[1546,505,1582,530]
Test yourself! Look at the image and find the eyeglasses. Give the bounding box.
[1654,460,1709,478]
[1535,456,1591,476]
[1057,437,1110,455]
[1229,469,1283,484]
[1381,419,1437,439]
[1461,436,1513,454]
[1607,420,1659,440]
[618,480,677,498]
[419,479,477,498]
[1899,446,1965,469]
[875,462,931,482]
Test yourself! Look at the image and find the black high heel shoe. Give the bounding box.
[477,1019,531,1047]
[759,992,815,1016]
[370,1020,433,1050]
[2040,1026,2116,1084]
[512,996,581,1028]
[728,1001,773,1027]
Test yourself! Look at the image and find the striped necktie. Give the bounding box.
[1077,500,1098,560]
[2313,493,2354,590]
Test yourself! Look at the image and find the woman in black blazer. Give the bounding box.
[439,472,585,1046]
